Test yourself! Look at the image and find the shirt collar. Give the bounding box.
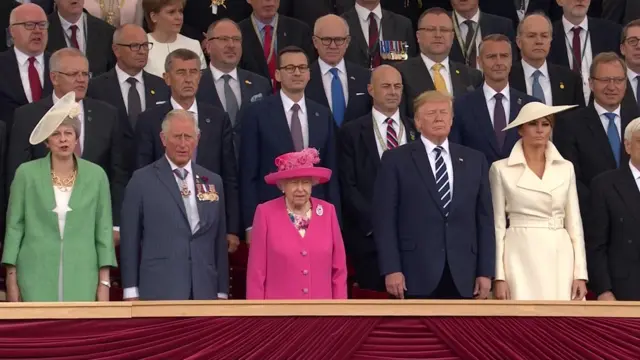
[562,15,588,34]
[421,54,450,73]
[13,47,44,66]
[166,154,193,174]
[58,12,83,30]
[318,58,346,76]
[210,64,239,82]
[355,2,382,22]
[521,59,549,79]
[483,83,510,102]
[507,139,565,166]
[52,91,84,110]
[280,90,306,114]
[372,107,400,127]
[627,67,640,81]
[252,13,277,31]
[593,101,621,118]
[171,97,198,114]
[630,161,640,181]
[115,64,144,85]
[454,9,480,25]
[421,135,450,155]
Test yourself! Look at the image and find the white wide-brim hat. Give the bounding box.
[502,102,578,132]
[29,91,80,145]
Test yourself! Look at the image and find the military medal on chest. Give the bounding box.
[180,182,191,198]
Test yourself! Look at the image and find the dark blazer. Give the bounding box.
[0,121,7,240]
[7,96,127,224]
[196,67,271,157]
[372,141,495,298]
[587,166,640,300]
[238,15,316,81]
[135,101,240,236]
[46,11,116,77]
[182,0,252,42]
[622,78,639,114]
[479,0,555,30]
[342,8,417,69]
[509,61,586,107]
[396,57,483,118]
[0,49,53,129]
[450,86,537,164]
[450,12,517,67]
[239,94,340,227]
[380,0,445,32]
[602,0,640,25]
[280,0,336,31]
[548,17,622,69]
[306,60,372,125]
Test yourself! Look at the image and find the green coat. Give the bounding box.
[2,155,117,301]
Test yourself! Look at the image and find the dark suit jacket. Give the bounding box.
[342,8,417,69]
[548,17,622,69]
[0,49,53,130]
[587,166,640,300]
[280,0,335,31]
[623,78,639,114]
[396,57,483,118]
[509,61,585,107]
[239,94,340,227]
[7,96,127,224]
[372,141,495,298]
[135,101,240,235]
[196,67,271,157]
[602,0,640,25]
[0,121,7,241]
[46,11,116,77]
[450,86,537,164]
[182,0,252,42]
[479,0,554,30]
[306,60,372,125]
[238,15,316,81]
[450,12,517,67]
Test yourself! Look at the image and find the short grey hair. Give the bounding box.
[113,23,145,43]
[206,18,242,36]
[164,48,201,73]
[517,12,553,36]
[478,34,512,56]
[624,117,640,141]
[49,48,86,73]
[313,14,350,36]
[47,116,82,142]
[161,109,200,136]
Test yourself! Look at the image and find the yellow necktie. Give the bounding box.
[432,63,449,95]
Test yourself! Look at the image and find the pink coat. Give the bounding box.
[246,197,348,299]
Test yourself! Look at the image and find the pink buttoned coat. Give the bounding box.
[246,197,348,299]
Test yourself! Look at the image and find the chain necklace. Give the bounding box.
[52,170,77,192]
[99,0,126,26]
[372,117,405,153]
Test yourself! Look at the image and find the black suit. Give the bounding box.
[396,57,483,118]
[450,12,517,67]
[587,166,640,300]
[306,60,372,126]
[479,0,555,31]
[603,0,640,25]
[135,101,240,236]
[509,61,585,107]
[0,49,53,130]
[7,96,127,224]
[342,8,417,69]
[339,112,416,291]
[182,0,252,42]
[0,121,7,241]
[46,11,116,77]
[280,0,335,31]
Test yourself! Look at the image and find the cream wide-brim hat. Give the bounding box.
[29,91,80,145]
[502,102,578,132]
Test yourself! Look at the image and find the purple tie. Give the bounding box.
[493,93,507,149]
[290,103,304,151]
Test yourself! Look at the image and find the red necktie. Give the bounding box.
[368,13,381,69]
[69,25,80,49]
[386,118,398,149]
[263,24,277,93]
[571,27,582,73]
[27,57,42,102]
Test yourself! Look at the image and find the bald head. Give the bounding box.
[113,23,147,43]
[9,4,48,56]
[368,65,403,114]
[112,24,150,74]
[9,3,45,24]
[313,14,349,36]
[312,14,350,66]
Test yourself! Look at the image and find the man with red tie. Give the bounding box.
[0,3,53,131]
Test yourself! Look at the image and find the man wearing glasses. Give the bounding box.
[240,46,340,247]
[306,14,371,127]
[620,19,640,114]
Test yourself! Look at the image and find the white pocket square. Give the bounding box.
[250,93,264,102]
[156,101,166,105]
[356,92,365,96]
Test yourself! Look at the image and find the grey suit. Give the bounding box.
[120,157,229,300]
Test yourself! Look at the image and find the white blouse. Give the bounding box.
[144,33,207,77]
[52,186,73,301]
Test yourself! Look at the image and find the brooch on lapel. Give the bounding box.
[560,82,565,90]
[150,90,156,95]
[455,69,460,75]
[195,175,219,202]
[211,0,226,8]
[409,131,416,141]
[245,79,252,85]
[517,98,522,105]
[316,205,324,216]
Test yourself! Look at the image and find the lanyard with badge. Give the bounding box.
[62,13,88,54]
[563,29,590,74]
[372,117,404,153]
[452,12,480,67]
[250,14,279,66]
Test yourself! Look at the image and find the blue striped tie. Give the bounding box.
[434,146,451,216]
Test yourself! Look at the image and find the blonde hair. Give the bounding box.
[413,90,453,115]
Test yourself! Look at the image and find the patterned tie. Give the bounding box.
[173,167,188,180]
[493,93,507,149]
[604,112,621,167]
[368,12,381,68]
[431,63,448,94]
[571,27,582,73]
[290,103,304,151]
[386,118,398,149]
[28,57,42,102]
[69,25,80,49]
[463,20,477,68]
[263,24,277,92]
[531,70,546,104]
[434,146,451,217]
[329,68,346,126]
[126,77,142,127]
[222,74,239,126]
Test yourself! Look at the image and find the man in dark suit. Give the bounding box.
[373,90,494,299]
[603,0,640,26]
[554,52,640,217]
[0,4,53,129]
[197,19,271,159]
[240,46,340,245]
[450,34,536,164]
[7,48,127,226]
[280,0,335,31]
[238,0,316,91]
[306,14,371,126]
[136,48,240,253]
[450,0,516,70]
[620,19,640,114]
[46,1,115,76]
[510,13,585,107]
[396,7,482,118]
[339,65,416,292]
[182,0,252,42]
[479,0,556,30]
[587,118,640,301]
[342,0,416,70]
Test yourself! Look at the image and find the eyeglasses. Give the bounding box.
[591,76,627,85]
[313,36,349,46]
[418,27,453,34]
[278,64,309,74]
[55,71,90,79]
[207,36,242,44]
[624,37,640,47]
[11,21,49,30]
[116,42,154,51]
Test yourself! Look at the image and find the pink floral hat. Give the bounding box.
[264,148,332,185]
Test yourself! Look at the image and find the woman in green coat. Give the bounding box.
[2,92,117,302]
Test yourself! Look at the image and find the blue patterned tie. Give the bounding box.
[532,70,546,103]
[173,168,188,180]
[604,112,621,167]
[434,146,451,217]
[329,68,346,126]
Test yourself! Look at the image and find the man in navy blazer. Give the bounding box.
[373,90,495,299]
[450,34,537,164]
[240,46,340,244]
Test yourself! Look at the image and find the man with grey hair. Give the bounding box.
[121,109,229,300]
[587,117,640,301]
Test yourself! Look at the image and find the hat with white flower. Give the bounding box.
[29,91,80,145]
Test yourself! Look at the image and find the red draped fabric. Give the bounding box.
[1,317,640,359]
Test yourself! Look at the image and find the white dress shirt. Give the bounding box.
[354,2,383,46]
[421,54,453,94]
[516,0,530,21]
[14,48,44,103]
[630,161,640,193]
[52,92,85,150]
[421,136,454,196]
[483,83,511,127]
[280,91,309,148]
[522,59,552,106]
[562,16,592,104]
[318,58,349,111]
[372,107,406,158]
[58,12,86,54]
[594,101,622,139]
[210,64,242,110]
[454,10,481,71]
[171,97,199,122]
[628,67,640,103]
[114,64,146,113]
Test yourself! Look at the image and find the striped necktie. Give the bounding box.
[386,118,398,149]
[434,146,451,216]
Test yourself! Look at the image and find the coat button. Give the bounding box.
[629,240,633,244]
[301,250,308,256]
[302,288,309,294]
[302,270,309,275]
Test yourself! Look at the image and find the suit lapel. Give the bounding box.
[154,157,189,223]
[142,71,165,109]
[7,49,28,104]
[81,100,97,159]
[473,89,500,154]
[238,70,256,107]
[411,142,445,217]
[362,115,380,169]
[200,68,224,109]
[448,144,464,216]
[307,101,322,149]
[551,21,570,67]
[506,90,525,147]
[414,58,435,92]
[48,15,68,52]
[620,104,634,164]
[510,64,528,97]
[309,62,330,107]
[105,69,127,114]
[36,155,58,237]
[345,10,369,60]
[195,103,214,166]
[274,97,295,150]
[43,53,53,95]
[276,16,289,51]
[192,166,210,235]
[548,65,563,105]
[615,166,640,223]
[84,16,97,69]
[449,61,475,99]
[586,106,618,168]
[245,22,270,77]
